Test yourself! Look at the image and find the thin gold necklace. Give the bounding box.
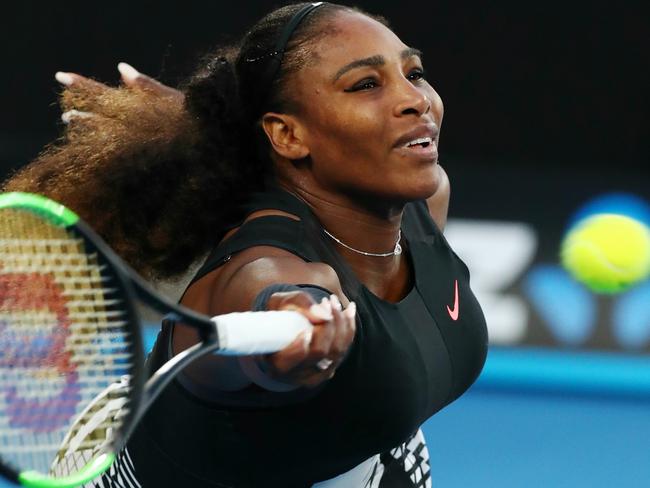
[322,228,402,257]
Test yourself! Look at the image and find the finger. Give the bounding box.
[267,290,314,313]
[278,359,333,386]
[312,295,345,362]
[303,301,334,324]
[277,334,342,386]
[265,328,312,375]
[293,360,338,387]
[117,62,183,100]
[266,359,332,388]
[304,297,337,363]
[55,71,108,93]
[61,109,94,124]
[267,291,333,325]
[314,357,334,371]
[267,297,335,376]
[286,297,352,386]
[328,301,356,363]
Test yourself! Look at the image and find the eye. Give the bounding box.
[344,78,379,92]
[407,68,426,82]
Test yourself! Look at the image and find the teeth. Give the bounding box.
[405,137,432,148]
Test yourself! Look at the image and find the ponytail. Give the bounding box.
[3,67,253,279]
[3,2,376,279]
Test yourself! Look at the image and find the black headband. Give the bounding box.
[247,2,325,118]
[271,2,325,70]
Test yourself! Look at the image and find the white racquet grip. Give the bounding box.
[213,310,312,355]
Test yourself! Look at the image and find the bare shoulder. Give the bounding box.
[425,164,451,231]
[184,245,344,316]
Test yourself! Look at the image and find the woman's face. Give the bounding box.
[288,10,444,206]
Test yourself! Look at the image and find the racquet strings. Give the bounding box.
[0,208,137,479]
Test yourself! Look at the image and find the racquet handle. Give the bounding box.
[214,310,313,355]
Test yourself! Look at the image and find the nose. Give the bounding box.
[392,78,431,118]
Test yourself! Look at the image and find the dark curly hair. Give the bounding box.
[2,2,386,279]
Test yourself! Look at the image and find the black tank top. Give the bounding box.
[126,187,488,487]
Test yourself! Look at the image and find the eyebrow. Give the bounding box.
[332,47,423,82]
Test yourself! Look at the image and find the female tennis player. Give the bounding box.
[5,2,487,486]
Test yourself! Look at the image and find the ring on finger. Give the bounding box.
[315,358,334,371]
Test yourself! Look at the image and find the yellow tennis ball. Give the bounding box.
[561,213,650,294]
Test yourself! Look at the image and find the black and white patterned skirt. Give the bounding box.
[55,428,431,488]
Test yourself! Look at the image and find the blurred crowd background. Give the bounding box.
[2,1,648,486]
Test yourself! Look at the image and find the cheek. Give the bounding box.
[427,86,444,125]
[309,105,387,164]
[435,97,444,125]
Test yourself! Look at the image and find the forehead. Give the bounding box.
[311,10,408,67]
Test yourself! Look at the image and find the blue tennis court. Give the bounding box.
[424,348,650,487]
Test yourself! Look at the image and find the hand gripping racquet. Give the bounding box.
[0,192,311,487]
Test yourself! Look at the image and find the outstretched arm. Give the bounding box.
[177,244,356,392]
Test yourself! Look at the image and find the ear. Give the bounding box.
[261,112,310,160]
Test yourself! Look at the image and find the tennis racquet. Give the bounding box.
[0,192,312,488]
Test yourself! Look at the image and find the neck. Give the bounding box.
[322,228,402,257]
[276,180,409,299]
[284,183,403,248]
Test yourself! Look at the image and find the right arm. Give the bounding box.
[50,65,355,393]
[175,244,356,391]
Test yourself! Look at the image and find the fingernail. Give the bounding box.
[330,294,342,311]
[61,109,93,124]
[55,72,74,86]
[345,301,357,318]
[309,303,333,321]
[117,62,140,81]
[321,297,333,314]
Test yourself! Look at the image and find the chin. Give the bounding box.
[404,167,441,201]
[374,181,439,206]
[407,184,439,202]
[345,165,441,207]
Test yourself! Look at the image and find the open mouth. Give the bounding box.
[404,137,433,149]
